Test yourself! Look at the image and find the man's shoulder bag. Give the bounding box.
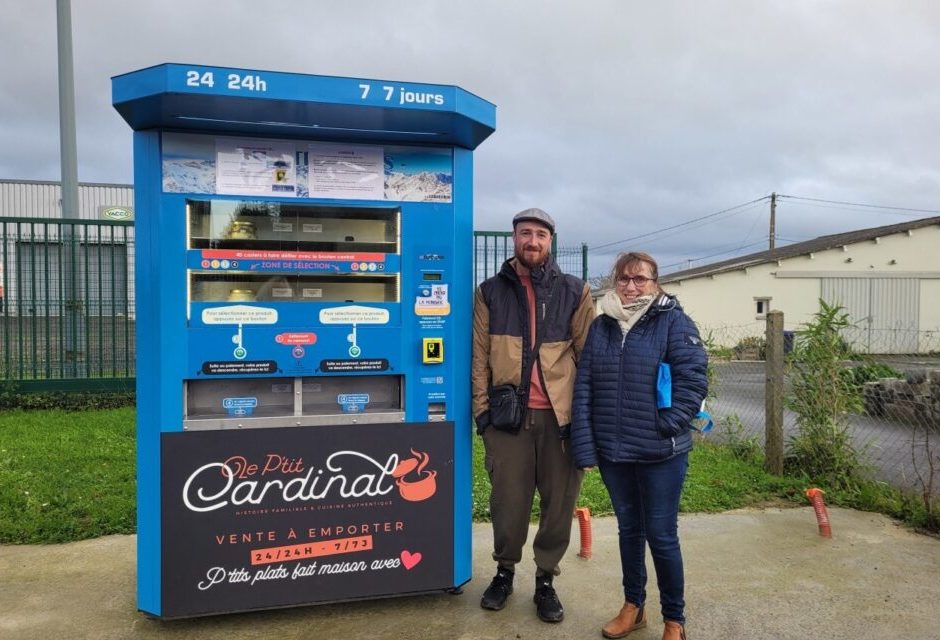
[487,384,525,433]
[487,321,547,433]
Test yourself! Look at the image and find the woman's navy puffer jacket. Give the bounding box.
[570,295,708,467]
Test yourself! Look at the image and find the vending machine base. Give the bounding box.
[155,421,459,619]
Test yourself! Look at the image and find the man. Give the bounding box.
[471,207,595,623]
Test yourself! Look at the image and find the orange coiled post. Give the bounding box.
[805,488,832,538]
[575,507,593,558]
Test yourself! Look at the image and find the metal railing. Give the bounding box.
[0,217,135,391]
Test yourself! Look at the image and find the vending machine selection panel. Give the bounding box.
[113,64,494,618]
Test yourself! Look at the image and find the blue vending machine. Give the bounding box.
[112,63,495,618]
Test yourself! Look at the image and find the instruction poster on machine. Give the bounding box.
[308,143,384,200]
[216,138,297,196]
[160,422,454,617]
[162,132,452,202]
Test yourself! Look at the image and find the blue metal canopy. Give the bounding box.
[112,63,496,149]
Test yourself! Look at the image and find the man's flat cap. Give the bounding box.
[512,208,555,234]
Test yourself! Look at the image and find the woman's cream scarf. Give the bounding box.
[598,290,656,335]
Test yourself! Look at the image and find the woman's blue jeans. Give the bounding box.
[598,452,688,624]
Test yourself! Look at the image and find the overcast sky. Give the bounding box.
[2,1,939,278]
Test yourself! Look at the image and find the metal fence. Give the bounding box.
[4,225,588,390]
[0,217,135,391]
[473,231,588,284]
[701,316,940,506]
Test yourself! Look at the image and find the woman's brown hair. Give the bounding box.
[610,252,663,294]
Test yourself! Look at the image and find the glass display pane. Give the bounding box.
[190,272,399,303]
[188,200,400,253]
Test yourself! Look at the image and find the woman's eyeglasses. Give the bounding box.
[616,275,653,287]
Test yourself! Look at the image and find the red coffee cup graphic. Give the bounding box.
[392,449,437,502]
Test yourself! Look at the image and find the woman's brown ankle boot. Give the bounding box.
[662,620,687,640]
[601,602,647,638]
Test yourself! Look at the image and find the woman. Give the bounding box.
[571,252,707,640]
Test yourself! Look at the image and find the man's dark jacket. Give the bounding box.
[472,255,594,430]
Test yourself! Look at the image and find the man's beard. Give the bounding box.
[515,246,548,270]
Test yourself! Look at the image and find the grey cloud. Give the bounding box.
[2,0,939,278]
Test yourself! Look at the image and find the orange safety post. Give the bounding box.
[574,507,593,558]
[805,487,832,538]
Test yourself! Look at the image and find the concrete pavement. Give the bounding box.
[2,507,939,640]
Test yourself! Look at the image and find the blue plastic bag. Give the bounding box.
[690,410,714,433]
[656,362,672,409]
[690,399,713,432]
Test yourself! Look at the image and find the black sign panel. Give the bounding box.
[160,422,454,618]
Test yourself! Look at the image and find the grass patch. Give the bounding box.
[470,436,631,520]
[471,435,806,521]
[680,440,805,512]
[0,408,136,543]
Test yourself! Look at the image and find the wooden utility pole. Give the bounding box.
[765,310,785,474]
[769,192,777,250]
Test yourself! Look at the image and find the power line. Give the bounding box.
[590,194,937,256]
[660,238,770,272]
[740,200,768,249]
[778,194,940,216]
[589,195,771,252]
[588,192,939,278]
[774,200,926,218]
[634,200,769,250]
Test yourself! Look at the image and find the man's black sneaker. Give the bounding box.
[480,568,514,610]
[533,575,564,622]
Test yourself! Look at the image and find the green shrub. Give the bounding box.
[732,335,766,360]
[785,300,866,490]
[716,414,762,463]
[840,362,903,396]
[707,346,734,360]
[0,381,134,411]
[701,332,721,400]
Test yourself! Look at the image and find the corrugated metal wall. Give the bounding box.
[821,277,919,353]
[0,179,133,220]
[871,278,919,352]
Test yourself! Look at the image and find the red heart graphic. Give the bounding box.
[400,550,422,570]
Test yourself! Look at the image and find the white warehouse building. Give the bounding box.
[0,178,133,220]
[659,216,940,354]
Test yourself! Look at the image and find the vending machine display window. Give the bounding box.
[189,272,399,303]
[187,200,400,253]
